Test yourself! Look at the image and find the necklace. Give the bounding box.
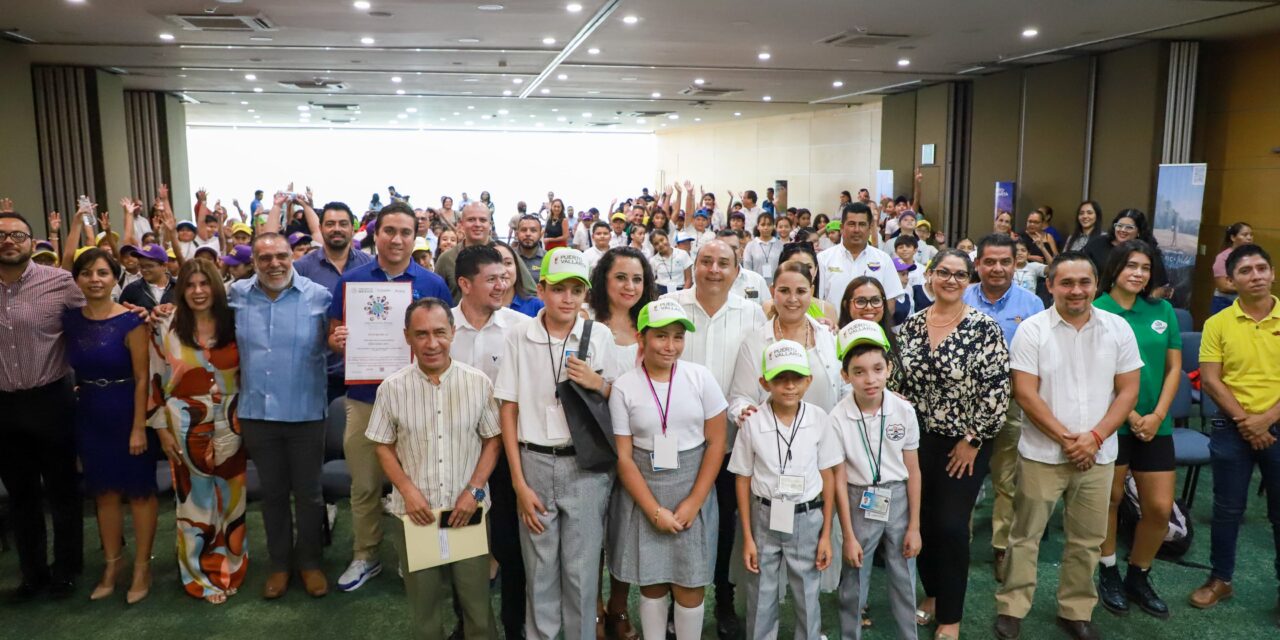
[773,315,813,348]
[926,304,966,327]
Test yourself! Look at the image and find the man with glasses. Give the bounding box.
[230,232,334,599]
[963,234,1045,582]
[818,202,903,317]
[119,244,175,312]
[0,211,86,601]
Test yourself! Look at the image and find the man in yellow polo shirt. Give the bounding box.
[1188,244,1280,627]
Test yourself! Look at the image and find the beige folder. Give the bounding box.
[400,509,490,572]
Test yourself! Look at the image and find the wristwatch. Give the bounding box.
[964,435,982,450]
[469,485,486,502]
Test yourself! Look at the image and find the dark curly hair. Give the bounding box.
[588,247,656,325]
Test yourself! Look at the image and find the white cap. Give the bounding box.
[761,339,810,380]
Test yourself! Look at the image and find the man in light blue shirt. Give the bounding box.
[961,233,1045,583]
[229,232,334,599]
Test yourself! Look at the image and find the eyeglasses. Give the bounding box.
[1113,223,1137,232]
[931,268,971,283]
[852,296,884,309]
[0,231,31,243]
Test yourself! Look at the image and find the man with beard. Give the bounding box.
[295,202,372,401]
[514,215,546,281]
[434,202,535,303]
[229,232,333,600]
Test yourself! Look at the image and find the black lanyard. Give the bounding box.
[542,315,570,399]
[852,396,886,486]
[642,362,676,435]
[771,401,806,476]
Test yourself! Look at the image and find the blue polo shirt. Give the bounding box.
[963,282,1044,345]
[296,247,374,379]
[328,259,451,403]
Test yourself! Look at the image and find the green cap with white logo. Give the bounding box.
[836,319,891,360]
[637,299,696,332]
[761,339,811,380]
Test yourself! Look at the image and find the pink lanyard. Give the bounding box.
[642,361,677,435]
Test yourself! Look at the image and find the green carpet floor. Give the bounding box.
[2,462,1277,639]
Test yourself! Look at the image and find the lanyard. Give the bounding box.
[542,315,570,398]
[771,401,805,476]
[852,396,886,486]
[642,361,677,435]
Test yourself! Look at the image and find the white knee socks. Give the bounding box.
[673,601,705,640]
[639,594,669,640]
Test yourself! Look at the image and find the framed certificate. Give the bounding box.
[343,282,414,384]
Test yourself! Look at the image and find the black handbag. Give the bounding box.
[556,320,619,472]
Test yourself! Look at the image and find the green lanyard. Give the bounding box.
[852,397,886,486]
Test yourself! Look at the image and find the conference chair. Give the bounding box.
[1175,307,1194,333]
[1171,372,1210,508]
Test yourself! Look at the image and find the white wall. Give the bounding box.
[655,103,881,216]
[185,127,655,218]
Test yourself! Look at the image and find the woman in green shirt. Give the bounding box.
[1093,239,1183,620]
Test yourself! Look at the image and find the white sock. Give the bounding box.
[673,602,705,640]
[639,594,670,640]
[1100,554,1117,568]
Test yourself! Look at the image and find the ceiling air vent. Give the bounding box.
[278,78,348,91]
[169,14,277,32]
[626,111,672,118]
[312,102,360,111]
[817,29,910,48]
[679,86,740,97]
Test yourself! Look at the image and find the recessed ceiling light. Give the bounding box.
[557,73,568,80]
[668,114,679,120]
[582,112,592,117]
[694,78,705,85]
[253,87,264,93]
[297,105,310,111]
[395,89,405,95]
[361,36,375,45]
[551,108,559,112]
[566,3,582,12]
[503,90,512,96]
[67,0,86,4]
[661,123,667,127]
[622,15,639,24]
[897,58,910,66]
[513,78,524,84]
[461,91,473,95]
[477,4,504,11]
[557,116,567,122]
[498,109,509,114]
[463,78,480,82]
[481,114,492,120]
[637,118,647,124]
[177,74,187,78]
[467,105,475,109]
[586,90,600,94]
[406,107,417,113]
[832,80,844,88]
[240,101,249,105]
[158,33,175,41]
[762,95,772,101]
[464,120,474,125]
[540,88,551,94]
[542,37,556,45]
[253,114,260,119]
[651,92,661,98]
[247,109,256,113]
[243,73,257,81]
[249,36,273,42]
[458,37,481,44]
[587,47,600,55]
[733,112,741,116]
[391,76,402,83]
[353,0,371,9]
[757,52,771,60]
[694,117,701,122]
[1022,27,1039,38]
[535,122,544,127]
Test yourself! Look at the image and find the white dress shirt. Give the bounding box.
[826,391,920,486]
[583,245,608,276]
[732,268,772,305]
[728,317,845,420]
[609,361,727,451]
[450,305,528,384]
[729,401,844,502]
[1008,306,1143,465]
[816,242,904,308]
[661,288,767,397]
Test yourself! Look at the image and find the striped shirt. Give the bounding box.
[0,261,86,391]
[365,361,501,516]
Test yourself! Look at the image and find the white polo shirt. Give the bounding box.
[731,267,771,305]
[1009,306,1142,465]
[826,391,920,487]
[650,249,693,292]
[493,310,620,446]
[742,236,783,284]
[727,317,845,419]
[661,288,767,396]
[450,305,528,384]
[609,361,727,452]
[688,229,716,260]
[583,245,608,276]
[816,242,903,308]
[728,400,843,503]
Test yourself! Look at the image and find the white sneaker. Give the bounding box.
[337,559,382,592]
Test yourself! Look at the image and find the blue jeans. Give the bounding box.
[1208,415,1280,585]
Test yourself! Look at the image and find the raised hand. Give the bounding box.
[96,208,111,230]
[157,184,170,201]
[274,191,289,206]
[0,197,13,213]
[195,188,207,202]
[48,211,61,233]
[682,179,693,192]
[120,197,140,216]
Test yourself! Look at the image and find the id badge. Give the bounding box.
[776,474,805,500]
[858,487,892,522]
[768,499,796,534]
[651,432,680,471]
[545,403,571,441]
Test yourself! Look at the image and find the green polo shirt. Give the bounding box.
[1094,293,1182,435]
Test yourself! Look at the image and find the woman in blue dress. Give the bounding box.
[63,248,157,604]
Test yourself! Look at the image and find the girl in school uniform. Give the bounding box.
[608,299,729,640]
[729,340,843,640]
[829,320,923,640]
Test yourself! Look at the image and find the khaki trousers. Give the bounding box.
[994,456,1112,621]
[344,399,386,560]
[388,516,498,640]
[989,402,1023,550]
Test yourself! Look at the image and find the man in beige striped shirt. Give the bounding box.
[366,297,502,640]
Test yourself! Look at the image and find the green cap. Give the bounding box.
[825,220,841,233]
[637,299,696,332]
[836,319,890,360]
[539,247,591,286]
[761,339,811,380]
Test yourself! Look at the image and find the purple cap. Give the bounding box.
[220,244,253,266]
[119,243,140,257]
[892,256,916,272]
[288,232,312,247]
[135,243,169,263]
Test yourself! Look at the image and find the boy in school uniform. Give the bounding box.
[493,247,621,640]
[829,320,923,640]
[730,340,843,640]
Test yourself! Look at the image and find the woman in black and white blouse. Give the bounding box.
[891,249,1010,640]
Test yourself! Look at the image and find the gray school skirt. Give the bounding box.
[607,444,719,588]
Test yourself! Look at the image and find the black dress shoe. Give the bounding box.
[48,579,76,600]
[6,581,47,604]
[715,611,742,640]
[1097,564,1128,616]
[1124,566,1169,619]
[1055,616,1101,640]
[993,614,1021,640]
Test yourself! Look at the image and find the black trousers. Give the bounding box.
[489,450,526,639]
[712,456,737,607]
[917,431,993,625]
[0,377,82,584]
[240,419,327,572]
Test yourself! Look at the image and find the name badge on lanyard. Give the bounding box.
[768,402,807,533]
[859,487,892,522]
[645,362,679,471]
[853,398,890,522]
[769,498,796,534]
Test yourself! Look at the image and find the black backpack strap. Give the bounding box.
[578,319,593,360]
